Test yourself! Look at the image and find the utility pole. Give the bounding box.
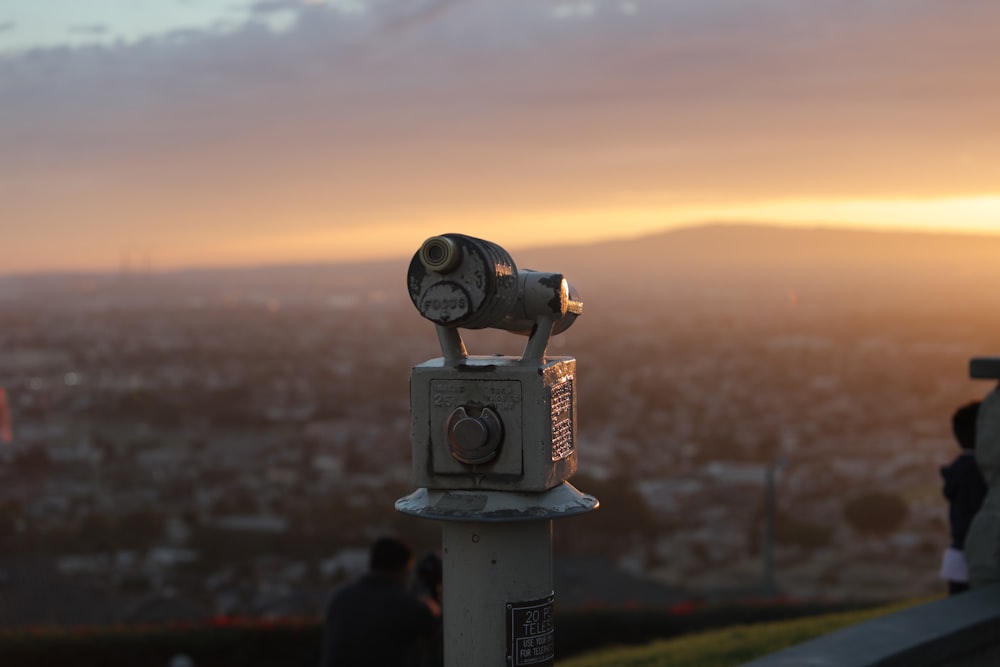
[762,457,787,597]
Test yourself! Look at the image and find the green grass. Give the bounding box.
[557,599,925,667]
[0,599,931,667]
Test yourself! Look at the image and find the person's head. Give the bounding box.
[415,552,443,598]
[369,536,414,577]
[952,400,981,450]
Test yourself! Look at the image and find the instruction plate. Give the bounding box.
[507,594,554,666]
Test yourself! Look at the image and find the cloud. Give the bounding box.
[1,0,999,270]
[250,0,369,16]
[377,0,466,34]
[69,24,110,35]
[250,0,304,12]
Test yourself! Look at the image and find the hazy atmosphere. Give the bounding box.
[3,0,1000,273]
[2,224,1000,636]
[3,3,1000,665]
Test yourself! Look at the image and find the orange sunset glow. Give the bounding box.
[2,1,999,274]
[8,0,1000,636]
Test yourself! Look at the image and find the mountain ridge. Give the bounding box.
[516,222,1000,268]
[5,223,999,283]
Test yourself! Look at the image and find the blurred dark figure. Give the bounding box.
[411,553,444,667]
[940,401,988,595]
[320,537,441,667]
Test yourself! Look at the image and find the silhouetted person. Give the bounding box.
[411,552,444,667]
[320,537,441,667]
[940,401,988,594]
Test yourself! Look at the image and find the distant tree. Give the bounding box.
[0,500,23,538]
[776,514,834,550]
[12,447,49,474]
[842,492,909,537]
[76,515,118,551]
[119,509,167,550]
[749,510,834,553]
[554,473,656,554]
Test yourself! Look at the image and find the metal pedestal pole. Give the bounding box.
[397,483,597,667]
[443,521,553,667]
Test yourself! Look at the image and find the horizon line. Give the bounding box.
[5,220,1000,279]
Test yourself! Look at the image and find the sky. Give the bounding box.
[1,0,999,274]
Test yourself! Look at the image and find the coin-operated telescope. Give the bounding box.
[397,234,597,667]
[405,233,585,493]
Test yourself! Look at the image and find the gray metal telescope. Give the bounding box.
[406,233,583,363]
[397,233,598,667]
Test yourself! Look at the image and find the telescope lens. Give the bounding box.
[419,236,460,273]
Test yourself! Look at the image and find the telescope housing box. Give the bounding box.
[410,355,578,492]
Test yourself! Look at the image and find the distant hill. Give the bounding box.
[6,223,1000,300]
[519,222,1000,272]
[511,223,1000,303]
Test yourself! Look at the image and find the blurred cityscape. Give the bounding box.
[2,225,999,627]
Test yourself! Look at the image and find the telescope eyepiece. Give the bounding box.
[419,236,461,273]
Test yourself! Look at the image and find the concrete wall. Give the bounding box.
[741,584,1000,667]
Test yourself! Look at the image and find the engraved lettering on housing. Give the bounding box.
[420,283,471,323]
[432,381,521,414]
[425,297,467,311]
[550,378,574,461]
[430,381,467,409]
[485,384,521,412]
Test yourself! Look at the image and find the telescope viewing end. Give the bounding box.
[419,235,461,274]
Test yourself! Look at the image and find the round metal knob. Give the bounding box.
[451,417,489,449]
[446,406,503,465]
